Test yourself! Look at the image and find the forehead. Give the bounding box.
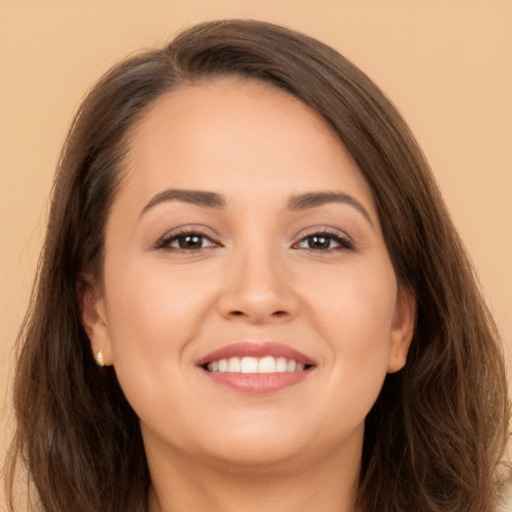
[119,77,374,211]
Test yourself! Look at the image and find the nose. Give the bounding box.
[217,246,299,324]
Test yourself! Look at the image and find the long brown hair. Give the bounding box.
[5,19,509,512]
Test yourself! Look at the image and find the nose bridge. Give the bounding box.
[238,243,282,294]
[219,234,297,322]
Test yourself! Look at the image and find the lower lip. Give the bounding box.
[200,369,312,394]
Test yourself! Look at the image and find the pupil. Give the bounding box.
[179,235,202,249]
[310,235,329,249]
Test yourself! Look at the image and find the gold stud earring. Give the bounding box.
[95,350,105,367]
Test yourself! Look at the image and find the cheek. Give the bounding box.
[105,259,212,350]
[307,260,397,411]
[102,260,216,407]
[310,258,397,343]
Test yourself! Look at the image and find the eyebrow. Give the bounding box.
[140,189,225,216]
[140,188,374,227]
[287,192,374,227]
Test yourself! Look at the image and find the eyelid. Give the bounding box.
[292,226,354,251]
[152,224,354,252]
[154,225,221,251]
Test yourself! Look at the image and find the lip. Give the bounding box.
[196,341,316,394]
[196,341,316,367]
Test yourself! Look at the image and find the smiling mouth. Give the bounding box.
[196,342,316,393]
[203,356,312,373]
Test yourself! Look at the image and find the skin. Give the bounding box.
[81,77,416,512]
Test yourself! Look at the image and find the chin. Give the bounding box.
[199,436,310,473]
[182,414,314,469]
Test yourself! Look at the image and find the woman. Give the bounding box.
[5,19,509,512]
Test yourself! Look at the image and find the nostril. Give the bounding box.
[272,310,287,317]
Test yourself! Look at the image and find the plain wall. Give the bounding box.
[1,0,511,506]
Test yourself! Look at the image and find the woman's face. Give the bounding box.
[84,78,415,472]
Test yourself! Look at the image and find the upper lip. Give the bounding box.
[196,341,316,367]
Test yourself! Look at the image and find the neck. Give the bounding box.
[145,432,362,512]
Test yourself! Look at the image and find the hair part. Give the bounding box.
[5,19,509,512]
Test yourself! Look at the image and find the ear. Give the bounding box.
[76,276,113,366]
[387,285,416,374]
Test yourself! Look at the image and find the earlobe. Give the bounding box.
[387,285,416,374]
[76,276,113,366]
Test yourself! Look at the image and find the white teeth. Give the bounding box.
[287,359,297,372]
[206,356,308,374]
[276,357,288,372]
[240,357,258,373]
[258,356,275,373]
[227,357,241,372]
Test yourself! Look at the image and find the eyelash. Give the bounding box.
[155,228,354,253]
[293,229,354,252]
[155,228,219,252]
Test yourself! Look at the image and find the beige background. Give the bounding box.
[1,0,511,505]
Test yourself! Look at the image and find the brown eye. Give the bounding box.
[304,235,333,250]
[295,231,353,251]
[158,232,217,251]
[176,234,205,249]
